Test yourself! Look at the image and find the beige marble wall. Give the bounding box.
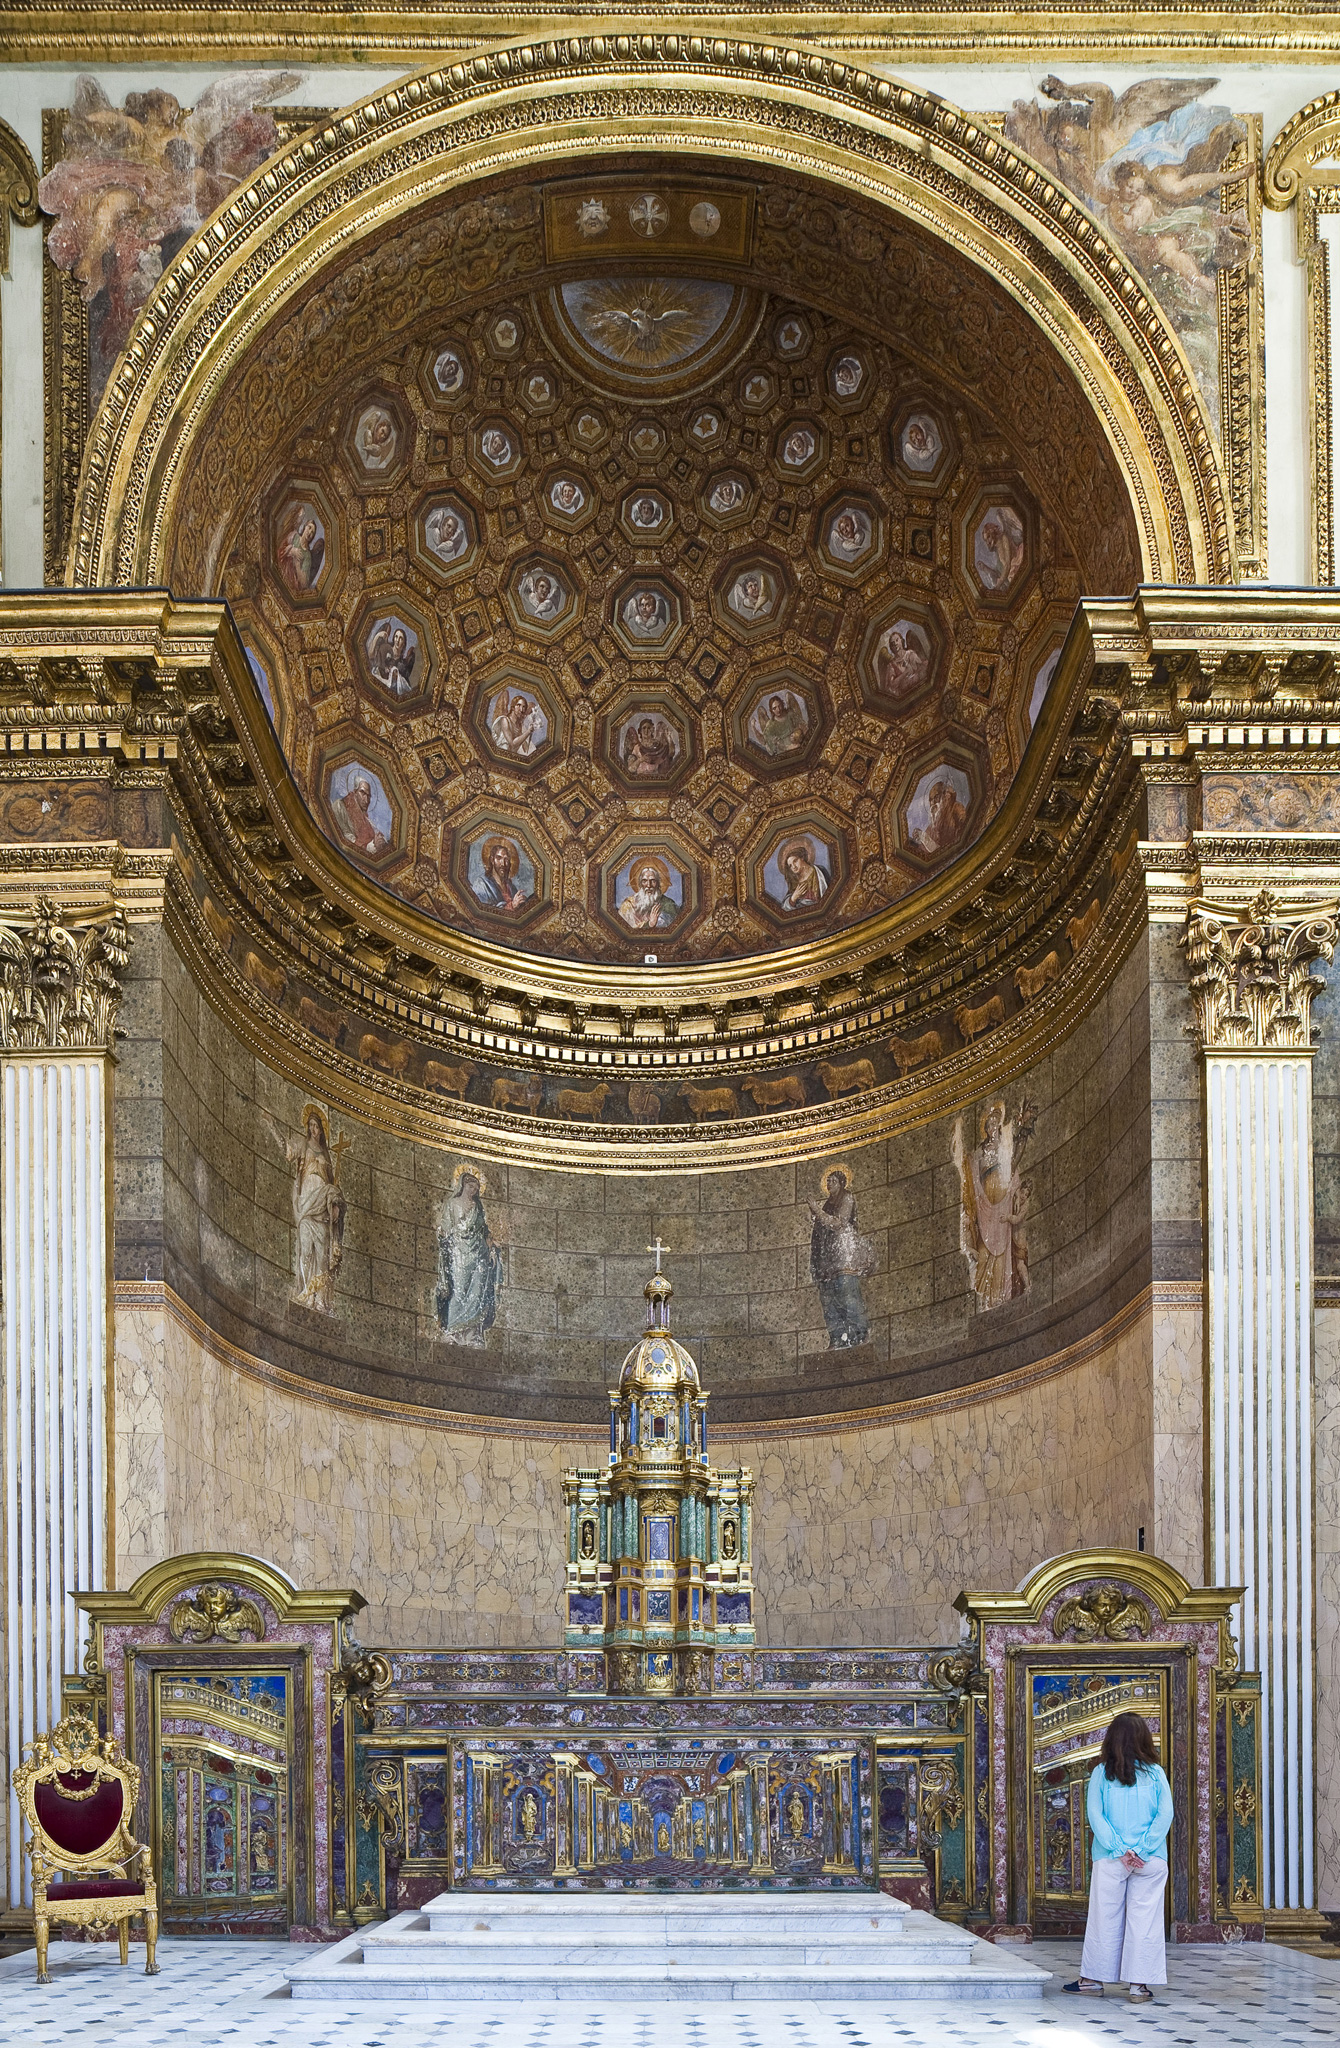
[114,1291,1154,1650]
[1316,1303,1340,1908]
[1152,1295,1204,1585]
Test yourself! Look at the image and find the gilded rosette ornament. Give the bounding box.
[0,896,130,1052]
[1181,891,1339,1052]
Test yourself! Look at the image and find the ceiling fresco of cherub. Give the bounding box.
[188,158,1140,966]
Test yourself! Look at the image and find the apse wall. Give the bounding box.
[115,925,1153,1426]
[110,917,1157,1641]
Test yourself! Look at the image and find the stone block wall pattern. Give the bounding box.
[111,926,1153,1427]
[113,1288,1154,1650]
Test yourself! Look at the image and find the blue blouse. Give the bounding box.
[1086,1761,1173,1862]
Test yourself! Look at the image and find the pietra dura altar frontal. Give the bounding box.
[66,1271,1263,1937]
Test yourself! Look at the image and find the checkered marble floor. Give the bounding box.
[0,1936,1336,2046]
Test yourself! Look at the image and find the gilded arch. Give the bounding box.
[69,38,1230,593]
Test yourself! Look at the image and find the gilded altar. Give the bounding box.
[561,1257,756,1695]
[64,1544,1261,1939]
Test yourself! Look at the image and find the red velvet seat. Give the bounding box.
[47,1881,146,1900]
[11,1710,161,1985]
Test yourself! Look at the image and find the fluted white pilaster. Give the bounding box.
[2,1056,108,1910]
[1206,1052,1314,1911]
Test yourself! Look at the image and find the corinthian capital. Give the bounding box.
[1181,891,1339,1053]
[0,897,131,1053]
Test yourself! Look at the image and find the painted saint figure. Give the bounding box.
[752,691,807,758]
[263,1104,348,1315]
[367,621,417,698]
[330,771,389,856]
[278,507,325,594]
[807,1167,875,1349]
[778,836,829,911]
[911,778,969,857]
[952,1098,1037,1311]
[622,716,677,779]
[435,1163,504,1346]
[874,622,931,698]
[973,505,1027,591]
[618,855,679,931]
[474,837,531,912]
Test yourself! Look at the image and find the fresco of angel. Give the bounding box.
[39,71,299,404]
[951,1097,1038,1312]
[1004,76,1252,416]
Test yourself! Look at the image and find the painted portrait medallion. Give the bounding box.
[363,614,422,700]
[352,401,398,474]
[903,763,974,859]
[328,761,395,860]
[613,851,685,932]
[972,503,1028,594]
[275,499,328,597]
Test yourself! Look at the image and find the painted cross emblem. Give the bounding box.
[628,193,669,238]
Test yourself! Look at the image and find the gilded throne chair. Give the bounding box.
[11,1708,161,1984]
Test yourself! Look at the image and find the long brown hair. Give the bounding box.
[1100,1711,1160,1787]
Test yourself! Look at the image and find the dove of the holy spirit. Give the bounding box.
[561,278,735,369]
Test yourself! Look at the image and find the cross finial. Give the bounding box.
[647,1238,670,1274]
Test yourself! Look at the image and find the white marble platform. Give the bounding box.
[284,1891,1051,2001]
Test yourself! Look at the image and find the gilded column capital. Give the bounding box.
[0,896,131,1053]
[1181,890,1338,1053]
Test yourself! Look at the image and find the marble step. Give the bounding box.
[361,1929,973,1969]
[285,1907,1052,2003]
[420,1892,911,1939]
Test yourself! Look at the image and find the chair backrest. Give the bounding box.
[33,1772,125,1858]
[11,1709,140,1869]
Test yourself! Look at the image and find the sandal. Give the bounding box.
[1063,1980,1103,1995]
[1128,1984,1153,2002]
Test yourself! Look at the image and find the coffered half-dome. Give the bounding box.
[173,150,1141,972]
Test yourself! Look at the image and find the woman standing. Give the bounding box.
[1065,1710,1174,2003]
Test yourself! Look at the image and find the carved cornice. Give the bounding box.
[0,894,130,1053]
[2,589,1340,1155]
[1181,889,1339,1053]
[3,7,1340,63]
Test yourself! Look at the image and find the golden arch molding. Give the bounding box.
[44,46,1251,1167]
[72,38,1230,593]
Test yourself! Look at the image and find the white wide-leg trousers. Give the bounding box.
[1079,1854,1168,1985]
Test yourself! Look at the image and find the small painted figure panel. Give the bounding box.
[616,852,683,932]
[487,686,549,759]
[329,762,394,858]
[952,1098,1037,1310]
[748,688,809,760]
[262,1103,349,1315]
[365,615,420,699]
[873,619,933,699]
[468,833,535,913]
[905,765,972,858]
[435,1162,504,1346]
[618,713,680,779]
[764,833,833,913]
[276,501,328,595]
[807,1163,875,1349]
